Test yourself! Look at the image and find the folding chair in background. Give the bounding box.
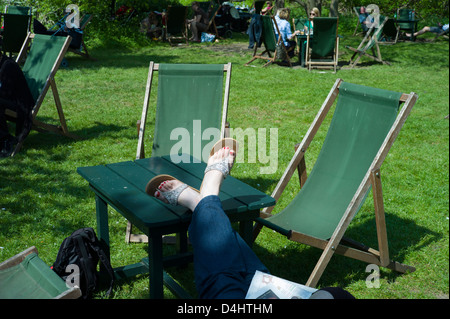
[69,13,93,59]
[127,62,232,243]
[165,5,188,46]
[245,15,292,67]
[380,16,399,44]
[346,16,390,68]
[254,79,418,287]
[205,1,222,39]
[5,33,76,156]
[305,17,339,73]
[0,246,81,299]
[0,5,32,55]
[396,8,419,41]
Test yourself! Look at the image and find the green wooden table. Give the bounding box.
[77,155,275,298]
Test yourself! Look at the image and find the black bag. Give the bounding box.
[52,227,114,299]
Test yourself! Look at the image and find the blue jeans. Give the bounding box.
[188,195,269,299]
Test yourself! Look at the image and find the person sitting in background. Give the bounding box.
[261,1,273,16]
[187,1,209,42]
[304,7,320,33]
[274,8,300,57]
[358,6,369,32]
[139,11,162,40]
[406,22,449,38]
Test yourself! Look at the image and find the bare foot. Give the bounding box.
[155,179,201,211]
[201,147,236,198]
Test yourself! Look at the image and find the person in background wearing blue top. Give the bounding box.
[273,8,301,57]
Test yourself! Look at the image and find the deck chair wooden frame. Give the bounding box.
[253,79,417,287]
[5,33,77,156]
[305,17,339,73]
[205,3,222,39]
[165,6,189,46]
[0,246,81,299]
[346,16,390,68]
[127,61,232,243]
[245,15,292,67]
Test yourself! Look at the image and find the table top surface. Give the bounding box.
[77,155,275,233]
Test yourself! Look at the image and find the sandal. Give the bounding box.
[146,174,199,206]
[204,138,238,178]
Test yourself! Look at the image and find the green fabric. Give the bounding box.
[21,34,67,102]
[6,5,31,15]
[310,17,338,58]
[166,6,187,35]
[1,14,30,53]
[397,9,417,31]
[261,15,277,52]
[151,64,224,162]
[0,253,68,299]
[267,82,402,240]
[293,18,308,31]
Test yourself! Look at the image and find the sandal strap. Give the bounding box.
[162,183,188,206]
[204,156,230,178]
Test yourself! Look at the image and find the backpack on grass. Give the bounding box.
[52,227,114,298]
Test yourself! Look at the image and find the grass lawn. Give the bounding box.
[0,31,448,299]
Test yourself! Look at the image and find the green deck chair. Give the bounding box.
[305,17,339,73]
[0,246,81,299]
[396,8,418,40]
[165,6,188,46]
[254,79,417,287]
[6,33,75,156]
[0,9,31,55]
[380,16,399,44]
[245,15,292,67]
[346,16,390,68]
[127,62,232,243]
[69,13,93,59]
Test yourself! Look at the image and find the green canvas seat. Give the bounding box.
[128,62,232,243]
[69,13,93,59]
[5,5,31,15]
[165,6,188,46]
[0,246,81,299]
[396,8,418,38]
[0,11,31,55]
[245,15,292,67]
[254,79,417,287]
[380,16,399,43]
[346,16,390,68]
[305,17,339,73]
[5,33,75,156]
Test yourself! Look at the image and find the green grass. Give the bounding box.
[0,32,448,299]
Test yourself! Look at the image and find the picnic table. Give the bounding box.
[77,155,275,298]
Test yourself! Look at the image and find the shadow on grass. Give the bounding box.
[252,211,440,289]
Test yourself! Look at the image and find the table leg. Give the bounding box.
[148,234,164,299]
[95,195,111,276]
[239,217,255,248]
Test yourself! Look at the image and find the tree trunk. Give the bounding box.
[330,0,338,17]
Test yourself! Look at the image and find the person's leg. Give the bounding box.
[188,195,269,299]
[151,146,269,299]
[191,147,268,298]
